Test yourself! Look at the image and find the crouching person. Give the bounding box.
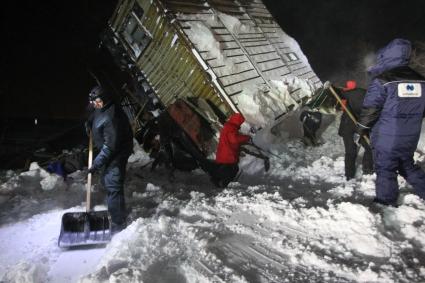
[207,113,251,188]
[299,109,322,146]
[87,85,133,233]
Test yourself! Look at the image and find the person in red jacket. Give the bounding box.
[210,113,251,187]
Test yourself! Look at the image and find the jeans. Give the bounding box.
[101,152,130,225]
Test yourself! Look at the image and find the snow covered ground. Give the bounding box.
[1,117,425,283]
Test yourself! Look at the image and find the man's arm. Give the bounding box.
[228,131,251,145]
[90,119,117,172]
[357,79,387,133]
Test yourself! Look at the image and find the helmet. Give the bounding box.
[343,80,357,91]
[89,85,111,102]
[89,85,104,101]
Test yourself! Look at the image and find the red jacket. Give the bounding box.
[215,113,250,164]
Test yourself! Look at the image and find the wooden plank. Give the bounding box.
[223,77,264,96]
[220,70,260,87]
[218,67,256,79]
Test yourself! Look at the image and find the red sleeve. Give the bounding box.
[228,131,250,145]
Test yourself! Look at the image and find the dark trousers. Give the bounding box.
[101,152,130,225]
[342,133,374,180]
[374,149,425,204]
[303,124,318,145]
[200,159,239,188]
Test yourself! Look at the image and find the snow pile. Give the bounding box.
[1,110,425,282]
[127,140,151,164]
[383,194,425,249]
[2,261,49,283]
[0,162,66,206]
[14,162,65,191]
[184,21,225,64]
[0,210,62,283]
[235,78,311,127]
[79,161,425,283]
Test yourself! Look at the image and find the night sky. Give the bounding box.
[264,0,425,87]
[2,1,116,120]
[2,0,425,119]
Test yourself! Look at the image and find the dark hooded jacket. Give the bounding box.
[90,102,133,170]
[215,113,250,164]
[338,81,367,136]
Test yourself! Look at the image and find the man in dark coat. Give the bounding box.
[358,38,425,206]
[87,86,133,232]
[338,80,374,180]
[209,113,251,188]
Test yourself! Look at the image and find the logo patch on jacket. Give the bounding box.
[398,83,421,97]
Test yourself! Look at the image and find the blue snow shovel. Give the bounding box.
[58,133,111,247]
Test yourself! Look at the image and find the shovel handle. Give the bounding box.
[86,132,93,212]
[327,85,371,145]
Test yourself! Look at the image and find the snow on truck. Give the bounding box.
[99,0,322,158]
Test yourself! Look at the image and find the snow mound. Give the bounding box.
[1,114,425,282]
[2,261,49,283]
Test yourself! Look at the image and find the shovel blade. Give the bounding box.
[58,211,111,248]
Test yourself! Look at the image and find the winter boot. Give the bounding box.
[372,197,398,208]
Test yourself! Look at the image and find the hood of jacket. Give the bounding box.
[227,113,245,128]
[343,80,357,91]
[368,38,412,78]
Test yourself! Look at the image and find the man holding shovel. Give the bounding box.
[337,80,374,180]
[87,85,133,233]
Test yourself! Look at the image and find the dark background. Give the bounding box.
[2,1,117,120]
[265,0,425,88]
[2,0,425,120]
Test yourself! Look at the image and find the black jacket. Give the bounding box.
[90,102,133,170]
[300,111,322,133]
[338,88,366,136]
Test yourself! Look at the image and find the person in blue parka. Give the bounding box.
[87,85,133,232]
[358,38,425,206]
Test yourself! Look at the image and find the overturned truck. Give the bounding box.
[100,0,322,160]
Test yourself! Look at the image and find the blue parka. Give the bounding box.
[360,38,425,153]
[358,38,425,204]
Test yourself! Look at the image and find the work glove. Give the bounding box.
[357,128,369,138]
[356,123,370,138]
[87,166,97,174]
[323,81,331,89]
